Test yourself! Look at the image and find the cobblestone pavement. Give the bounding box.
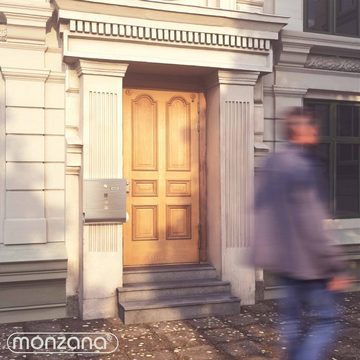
[1,292,360,360]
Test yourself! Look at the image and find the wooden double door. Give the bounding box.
[123,89,201,266]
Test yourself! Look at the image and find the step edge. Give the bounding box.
[123,265,216,275]
[119,295,241,311]
[118,280,230,292]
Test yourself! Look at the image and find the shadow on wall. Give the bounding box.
[0,97,67,315]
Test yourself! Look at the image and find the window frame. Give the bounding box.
[305,99,360,219]
[304,0,360,38]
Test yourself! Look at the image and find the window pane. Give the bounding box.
[335,0,358,36]
[336,144,359,216]
[306,0,330,32]
[337,105,360,137]
[307,103,330,136]
[315,143,331,208]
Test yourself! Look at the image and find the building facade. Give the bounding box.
[0,0,358,324]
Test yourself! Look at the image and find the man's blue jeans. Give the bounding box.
[279,277,340,360]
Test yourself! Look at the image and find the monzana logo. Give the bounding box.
[7,332,119,354]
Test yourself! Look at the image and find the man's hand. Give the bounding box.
[327,276,352,292]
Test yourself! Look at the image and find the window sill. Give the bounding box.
[324,218,360,230]
[324,219,360,245]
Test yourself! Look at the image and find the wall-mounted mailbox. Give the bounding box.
[84,179,127,223]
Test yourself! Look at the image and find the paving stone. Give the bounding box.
[2,293,360,360]
[338,326,360,346]
[221,313,259,327]
[27,354,77,359]
[0,353,30,360]
[0,324,25,359]
[187,317,226,330]
[241,301,278,315]
[77,350,129,359]
[126,349,177,360]
[343,313,360,328]
[23,320,63,333]
[162,330,207,348]
[217,340,265,358]
[119,332,172,354]
[115,325,151,338]
[176,344,228,360]
[46,318,85,333]
[330,342,360,359]
[149,321,193,334]
[335,294,360,315]
[201,327,246,344]
[242,323,279,343]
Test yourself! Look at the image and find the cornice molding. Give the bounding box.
[282,30,360,51]
[278,30,360,67]
[0,42,46,51]
[206,70,260,88]
[56,0,286,30]
[0,1,53,27]
[238,0,264,5]
[76,59,129,77]
[47,71,66,83]
[68,19,272,53]
[305,55,360,73]
[66,166,81,175]
[264,85,308,98]
[263,85,274,96]
[1,67,50,81]
[275,64,360,79]
[273,85,308,97]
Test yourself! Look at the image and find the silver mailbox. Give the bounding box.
[84,179,127,223]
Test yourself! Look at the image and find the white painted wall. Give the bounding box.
[0,0,66,248]
[264,0,303,31]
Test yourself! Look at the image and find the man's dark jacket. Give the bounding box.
[251,144,346,280]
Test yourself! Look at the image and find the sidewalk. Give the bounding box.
[1,292,360,360]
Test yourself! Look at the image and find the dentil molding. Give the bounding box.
[69,19,271,53]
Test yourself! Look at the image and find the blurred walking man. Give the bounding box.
[251,107,349,360]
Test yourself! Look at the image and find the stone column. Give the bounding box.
[207,70,259,305]
[77,60,128,319]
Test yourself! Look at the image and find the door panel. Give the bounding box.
[123,89,200,266]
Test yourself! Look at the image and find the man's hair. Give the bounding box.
[283,106,315,140]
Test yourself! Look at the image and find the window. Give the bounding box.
[306,100,360,218]
[305,0,360,37]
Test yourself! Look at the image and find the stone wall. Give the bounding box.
[0,0,68,323]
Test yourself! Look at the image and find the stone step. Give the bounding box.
[118,279,231,302]
[119,293,241,324]
[123,264,218,284]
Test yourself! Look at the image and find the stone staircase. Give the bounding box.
[117,264,241,324]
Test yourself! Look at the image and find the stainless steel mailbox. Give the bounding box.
[84,179,127,223]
